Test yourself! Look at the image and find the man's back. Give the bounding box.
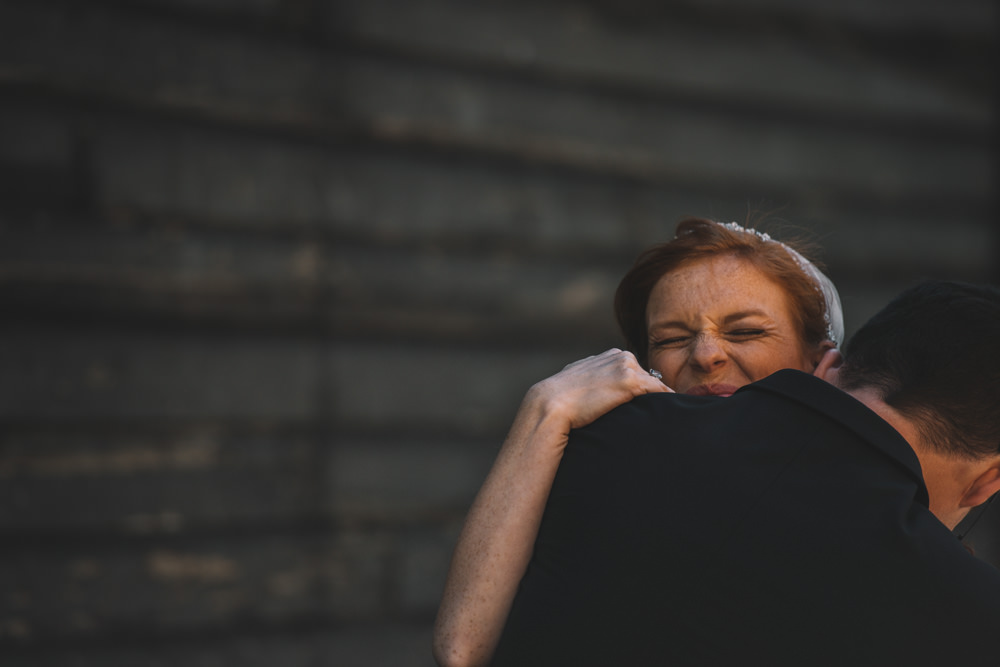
[492,370,1000,666]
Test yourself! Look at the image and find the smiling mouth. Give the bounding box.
[687,384,740,397]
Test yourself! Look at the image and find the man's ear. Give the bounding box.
[960,464,1000,509]
[812,347,843,381]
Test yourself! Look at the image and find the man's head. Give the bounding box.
[838,280,1000,459]
[829,280,1000,527]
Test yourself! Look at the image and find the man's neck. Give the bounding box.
[841,386,978,530]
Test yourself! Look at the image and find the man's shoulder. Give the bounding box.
[576,390,724,446]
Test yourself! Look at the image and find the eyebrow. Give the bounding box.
[721,310,773,324]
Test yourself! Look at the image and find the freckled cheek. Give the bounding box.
[733,349,785,381]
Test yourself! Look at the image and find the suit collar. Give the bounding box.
[743,369,929,506]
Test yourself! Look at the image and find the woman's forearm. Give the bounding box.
[433,389,569,667]
[432,350,668,666]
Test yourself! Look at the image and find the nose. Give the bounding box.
[688,333,727,372]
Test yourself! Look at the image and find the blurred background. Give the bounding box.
[0,0,997,664]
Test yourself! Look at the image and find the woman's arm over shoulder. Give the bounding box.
[432,383,570,666]
[432,350,670,666]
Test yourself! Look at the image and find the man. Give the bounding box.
[491,280,1000,666]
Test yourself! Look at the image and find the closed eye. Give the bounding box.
[650,336,690,348]
[728,329,765,339]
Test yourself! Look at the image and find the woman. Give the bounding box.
[433,218,844,667]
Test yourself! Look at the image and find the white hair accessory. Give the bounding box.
[718,222,844,346]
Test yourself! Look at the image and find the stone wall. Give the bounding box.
[1,0,996,664]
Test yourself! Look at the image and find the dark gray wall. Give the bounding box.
[1,0,996,664]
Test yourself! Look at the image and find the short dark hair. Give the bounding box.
[838,280,1000,459]
[614,217,830,368]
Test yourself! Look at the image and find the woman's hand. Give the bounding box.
[525,348,674,435]
[432,349,671,667]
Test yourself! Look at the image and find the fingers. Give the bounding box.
[641,370,674,394]
[556,348,674,397]
[561,347,623,371]
[529,349,677,430]
[593,349,674,395]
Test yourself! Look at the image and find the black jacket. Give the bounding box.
[493,370,1000,666]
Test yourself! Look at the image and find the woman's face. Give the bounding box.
[646,253,824,396]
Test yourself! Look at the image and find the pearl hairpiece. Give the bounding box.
[717,221,844,346]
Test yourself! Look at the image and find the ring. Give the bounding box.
[649,368,663,380]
